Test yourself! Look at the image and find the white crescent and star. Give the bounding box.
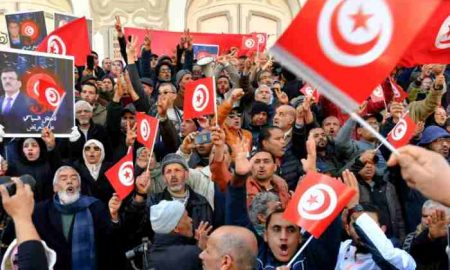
[391,119,407,141]
[140,119,150,141]
[318,0,393,67]
[47,35,67,55]
[119,161,134,186]
[44,87,60,107]
[297,183,338,220]
[435,15,450,49]
[192,84,209,112]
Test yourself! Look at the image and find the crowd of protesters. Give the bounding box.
[0,16,449,270]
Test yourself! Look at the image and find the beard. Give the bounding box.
[58,190,80,205]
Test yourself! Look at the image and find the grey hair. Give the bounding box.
[249,192,279,225]
[422,200,450,216]
[254,85,273,105]
[53,166,81,185]
[159,82,177,93]
[75,100,93,112]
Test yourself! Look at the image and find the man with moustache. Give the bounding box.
[32,166,120,270]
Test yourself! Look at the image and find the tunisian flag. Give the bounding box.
[370,85,385,103]
[270,0,440,111]
[300,83,321,101]
[399,2,450,67]
[37,79,65,111]
[284,172,356,238]
[136,112,159,151]
[36,17,90,66]
[387,114,416,148]
[389,77,408,102]
[105,151,135,199]
[183,77,216,120]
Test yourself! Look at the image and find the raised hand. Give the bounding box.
[157,95,170,118]
[181,131,198,154]
[126,35,138,62]
[301,132,317,173]
[135,170,151,194]
[114,16,124,38]
[274,87,288,105]
[428,209,449,239]
[108,193,122,222]
[229,88,244,103]
[41,127,56,150]
[232,138,252,175]
[341,169,360,209]
[143,28,152,51]
[125,121,137,147]
[195,221,213,250]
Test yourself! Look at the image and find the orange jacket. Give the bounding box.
[246,174,291,208]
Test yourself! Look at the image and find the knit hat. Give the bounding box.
[176,69,192,86]
[150,200,185,234]
[418,125,450,145]
[251,101,270,116]
[161,153,189,173]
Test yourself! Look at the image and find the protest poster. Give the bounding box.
[193,44,219,60]
[54,12,93,46]
[5,11,47,50]
[0,48,75,137]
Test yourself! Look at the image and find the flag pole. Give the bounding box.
[350,112,398,154]
[146,118,159,172]
[212,76,219,127]
[287,235,314,267]
[46,93,66,129]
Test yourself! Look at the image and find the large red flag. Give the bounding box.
[105,151,135,200]
[387,114,416,148]
[37,79,65,111]
[36,17,90,66]
[284,172,356,238]
[136,112,159,151]
[399,2,450,67]
[183,77,216,120]
[270,0,440,111]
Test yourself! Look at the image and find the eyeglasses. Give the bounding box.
[84,146,101,151]
[160,68,171,73]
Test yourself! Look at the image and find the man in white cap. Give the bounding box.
[145,200,202,270]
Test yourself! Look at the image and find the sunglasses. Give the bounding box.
[228,113,241,118]
[84,146,101,151]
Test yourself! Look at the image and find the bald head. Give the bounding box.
[200,226,257,270]
[273,105,296,132]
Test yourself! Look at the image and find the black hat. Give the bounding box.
[251,101,270,116]
[140,77,154,87]
[121,103,136,116]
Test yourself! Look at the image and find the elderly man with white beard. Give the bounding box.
[32,166,124,270]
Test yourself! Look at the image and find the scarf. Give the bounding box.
[53,195,98,270]
[83,139,105,180]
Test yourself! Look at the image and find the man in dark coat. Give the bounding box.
[145,200,202,270]
[32,165,124,270]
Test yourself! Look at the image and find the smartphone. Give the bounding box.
[195,132,211,145]
[87,55,95,70]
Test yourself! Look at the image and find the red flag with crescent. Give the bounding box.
[37,79,65,111]
[399,1,450,67]
[300,83,321,101]
[389,77,408,102]
[242,34,258,51]
[136,112,159,151]
[284,171,356,238]
[183,77,216,120]
[105,151,135,200]
[370,85,385,103]
[270,0,440,112]
[36,17,90,66]
[387,114,416,148]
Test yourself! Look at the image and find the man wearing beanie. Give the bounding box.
[244,101,270,149]
[121,153,213,245]
[145,200,202,270]
[174,69,192,109]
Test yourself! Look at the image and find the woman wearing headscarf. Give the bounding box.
[6,128,61,202]
[72,139,114,204]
